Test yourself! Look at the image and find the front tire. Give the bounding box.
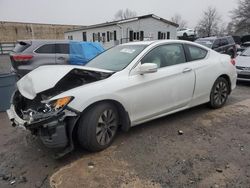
[77,102,119,152]
[209,77,229,109]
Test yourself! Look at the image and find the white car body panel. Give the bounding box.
[15,40,237,127]
[177,28,196,37]
[235,55,250,81]
[17,65,113,100]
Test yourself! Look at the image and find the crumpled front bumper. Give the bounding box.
[7,105,27,129]
[6,104,79,148]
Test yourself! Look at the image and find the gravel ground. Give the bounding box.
[0,83,250,188]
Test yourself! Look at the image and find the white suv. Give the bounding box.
[177,28,196,38]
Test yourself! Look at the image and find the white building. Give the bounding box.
[64,14,178,49]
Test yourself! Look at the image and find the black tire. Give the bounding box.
[183,33,188,38]
[209,77,230,109]
[77,102,119,152]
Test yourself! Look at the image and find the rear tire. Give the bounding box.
[209,77,229,109]
[77,102,119,152]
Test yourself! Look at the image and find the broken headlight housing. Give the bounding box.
[42,96,74,112]
[22,96,74,122]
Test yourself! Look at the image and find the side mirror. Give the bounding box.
[139,63,158,75]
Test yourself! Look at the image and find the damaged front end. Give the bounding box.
[6,66,113,153]
[8,90,78,148]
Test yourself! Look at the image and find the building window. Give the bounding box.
[133,32,137,40]
[140,31,144,41]
[129,30,134,41]
[98,32,101,42]
[167,32,170,39]
[136,32,139,40]
[107,31,110,42]
[82,32,87,41]
[158,32,168,40]
[102,33,106,42]
[110,32,114,40]
[114,30,117,41]
[68,35,73,40]
[93,33,95,42]
[158,32,161,39]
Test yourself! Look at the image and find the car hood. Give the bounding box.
[17,65,114,100]
[236,56,250,67]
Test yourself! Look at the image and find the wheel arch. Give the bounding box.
[73,99,131,138]
[218,74,232,94]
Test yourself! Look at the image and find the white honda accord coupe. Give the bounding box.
[7,40,237,155]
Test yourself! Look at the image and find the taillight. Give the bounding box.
[230,59,235,66]
[12,54,33,62]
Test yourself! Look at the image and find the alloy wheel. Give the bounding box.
[213,81,228,106]
[96,109,118,146]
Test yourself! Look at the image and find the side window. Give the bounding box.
[141,44,186,68]
[212,39,220,49]
[55,44,69,54]
[186,45,207,61]
[220,38,229,46]
[35,44,56,54]
[227,37,234,44]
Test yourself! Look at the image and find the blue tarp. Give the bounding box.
[69,41,104,65]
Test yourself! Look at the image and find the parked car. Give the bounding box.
[10,40,104,77]
[235,47,250,81]
[7,40,237,155]
[177,28,196,38]
[195,36,236,58]
[237,42,250,53]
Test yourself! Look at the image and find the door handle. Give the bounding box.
[57,57,65,60]
[183,68,192,73]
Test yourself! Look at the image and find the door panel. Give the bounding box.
[126,43,196,123]
[127,64,195,123]
[31,44,56,69]
[56,43,69,65]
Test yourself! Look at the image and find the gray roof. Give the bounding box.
[65,14,178,33]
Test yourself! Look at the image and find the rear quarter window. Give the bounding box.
[13,41,31,53]
[35,44,56,54]
[186,45,208,61]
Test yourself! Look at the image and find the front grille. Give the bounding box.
[238,74,250,79]
[236,66,250,71]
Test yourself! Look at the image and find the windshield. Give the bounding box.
[195,39,214,48]
[85,45,147,71]
[241,47,250,56]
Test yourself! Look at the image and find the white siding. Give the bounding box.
[65,17,177,49]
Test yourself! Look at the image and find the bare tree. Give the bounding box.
[226,21,236,35]
[114,9,137,20]
[196,7,221,37]
[231,0,250,35]
[171,14,187,28]
[217,22,227,36]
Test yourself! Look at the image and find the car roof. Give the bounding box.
[17,39,77,44]
[197,36,232,41]
[120,40,209,49]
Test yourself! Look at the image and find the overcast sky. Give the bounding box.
[0,0,238,27]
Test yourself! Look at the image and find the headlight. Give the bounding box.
[42,96,74,111]
[52,96,73,110]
